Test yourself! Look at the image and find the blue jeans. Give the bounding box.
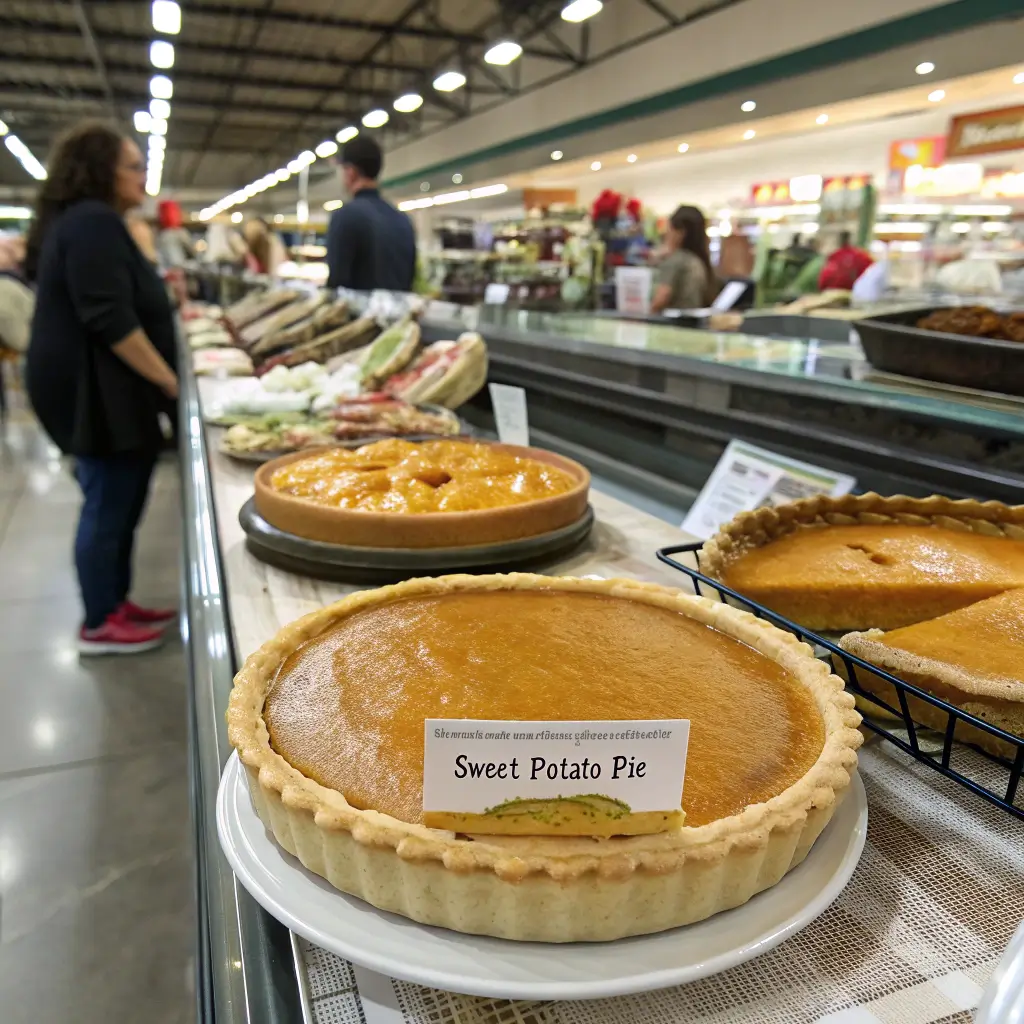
[74,453,157,628]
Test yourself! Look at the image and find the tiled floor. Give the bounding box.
[0,402,193,1024]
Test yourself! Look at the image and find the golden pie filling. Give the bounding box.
[268,439,577,514]
[722,524,1024,629]
[263,589,826,830]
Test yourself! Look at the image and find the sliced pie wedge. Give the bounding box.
[840,589,1024,757]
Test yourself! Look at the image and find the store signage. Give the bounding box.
[888,136,946,171]
[902,161,984,197]
[947,105,1024,158]
[422,718,690,834]
[488,383,529,446]
[681,440,856,540]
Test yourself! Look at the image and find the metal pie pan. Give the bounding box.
[238,498,595,583]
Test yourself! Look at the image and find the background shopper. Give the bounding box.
[651,205,716,312]
[326,136,416,292]
[24,120,179,655]
[0,233,34,421]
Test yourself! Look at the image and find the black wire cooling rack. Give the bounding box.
[657,542,1024,821]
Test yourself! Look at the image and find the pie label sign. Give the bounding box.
[422,719,690,836]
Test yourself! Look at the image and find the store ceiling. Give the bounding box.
[0,0,742,197]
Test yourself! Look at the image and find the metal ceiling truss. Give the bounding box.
[0,0,737,191]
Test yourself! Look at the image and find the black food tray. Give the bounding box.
[854,307,1024,396]
[238,498,595,584]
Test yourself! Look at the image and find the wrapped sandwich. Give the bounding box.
[359,318,420,390]
[384,332,487,409]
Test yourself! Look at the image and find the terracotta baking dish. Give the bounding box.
[252,443,591,549]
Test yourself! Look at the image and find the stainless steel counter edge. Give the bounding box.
[179,349,302,1023]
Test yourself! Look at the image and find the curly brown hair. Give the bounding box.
[24,120,126,281]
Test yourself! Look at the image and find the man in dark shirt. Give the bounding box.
[326,136,416,292]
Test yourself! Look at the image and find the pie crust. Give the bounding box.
[700,492,1024,630]
[227,573,862,942]
[252,443,590,548]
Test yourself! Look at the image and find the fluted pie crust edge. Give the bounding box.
[699,492,1024,585]
[226,573,863,942]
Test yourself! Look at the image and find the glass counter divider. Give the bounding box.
[179,345,303,1023]
[656,543,1024,820]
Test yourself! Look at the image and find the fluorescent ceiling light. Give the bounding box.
[150,117,168,136]
[590,160,601,170]
[951,204,1012,216]
[433,70,466,92]
[950,222,970,233]
[150,40,174,68]
[315,139,338,158]
[287,159,302,174]
[550,150,563,160]
[324,199,343,211]
[626,153,637,163]
[469,183,508,198]
[231,212,242,223]
[1015,72,1024,85]
[561,0,602,22]
[393,93,423,113]
[398,197,434,211]
[275,168,290,181]
[484,41,522,66]
[0,120,7,135]
[0,205,31,219]
[148,134,166,150]
[816,113,828,125]
[928,89,945,102]
[134,110,152,133]
[5,136,47,180]
[432,190,471,205]
[982,221,1009,231]
[743,129,756,140]
[915,61,935,75]
[874,222,927,233]
[149,98,170,119]
[152,1,181,34]
[336,126,359,143]
[741,100,756,112]
[677,142,689,153]
[879,203,943,215]
[297,150,316,166]
[150,75,173,99]
[362,109,389,128]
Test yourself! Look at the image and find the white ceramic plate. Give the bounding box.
[217,751,867,1000]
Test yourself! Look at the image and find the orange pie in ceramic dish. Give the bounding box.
[700,493,1024,631]
[840,589,1024,757]
[227,573,862,942]
[252,439,589,548]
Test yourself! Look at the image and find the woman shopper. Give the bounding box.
[25,121,179,655]
[650,205,717,313]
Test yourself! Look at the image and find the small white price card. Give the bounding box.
[423,719,689,836]
[488,383,529,446]
[483,282,510,305]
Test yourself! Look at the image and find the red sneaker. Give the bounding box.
[78,613,165,656]
[118,600,177,626]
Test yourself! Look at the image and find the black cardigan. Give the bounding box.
[26,200,176,456]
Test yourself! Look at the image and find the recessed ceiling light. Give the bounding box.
[297,150,315,167]
[452,173,463,183]
[550,150,563,160]
[147,135,165,151]
[362,109,389,128]
[1014,72,1024,85]
[816,113,829,125]
[273,214,284,224]
[626,153,637,163]
[152,1,181,34]
[915,61,935,75]
[324,199,343,211]
[420,181,430,192]
[230,212,242,223]
[928,89,945,102]
[149,40,174,68]
[315,139,338,158]
[149,98,170,119]
[393,93,423,113]
[741,100,756,112]
[149,74,172,99]
[336,126,359,144]
[561,0,602,22]
[743,129,756,140]
[149,117,168,136]
[275,168,290,181]
[484,41,522,66]
[677,142,689,153]
[590,160,601,170]
[433,70,466,92]
[133,110,152,133]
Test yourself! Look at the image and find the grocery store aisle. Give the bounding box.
[0,400,193,1024]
